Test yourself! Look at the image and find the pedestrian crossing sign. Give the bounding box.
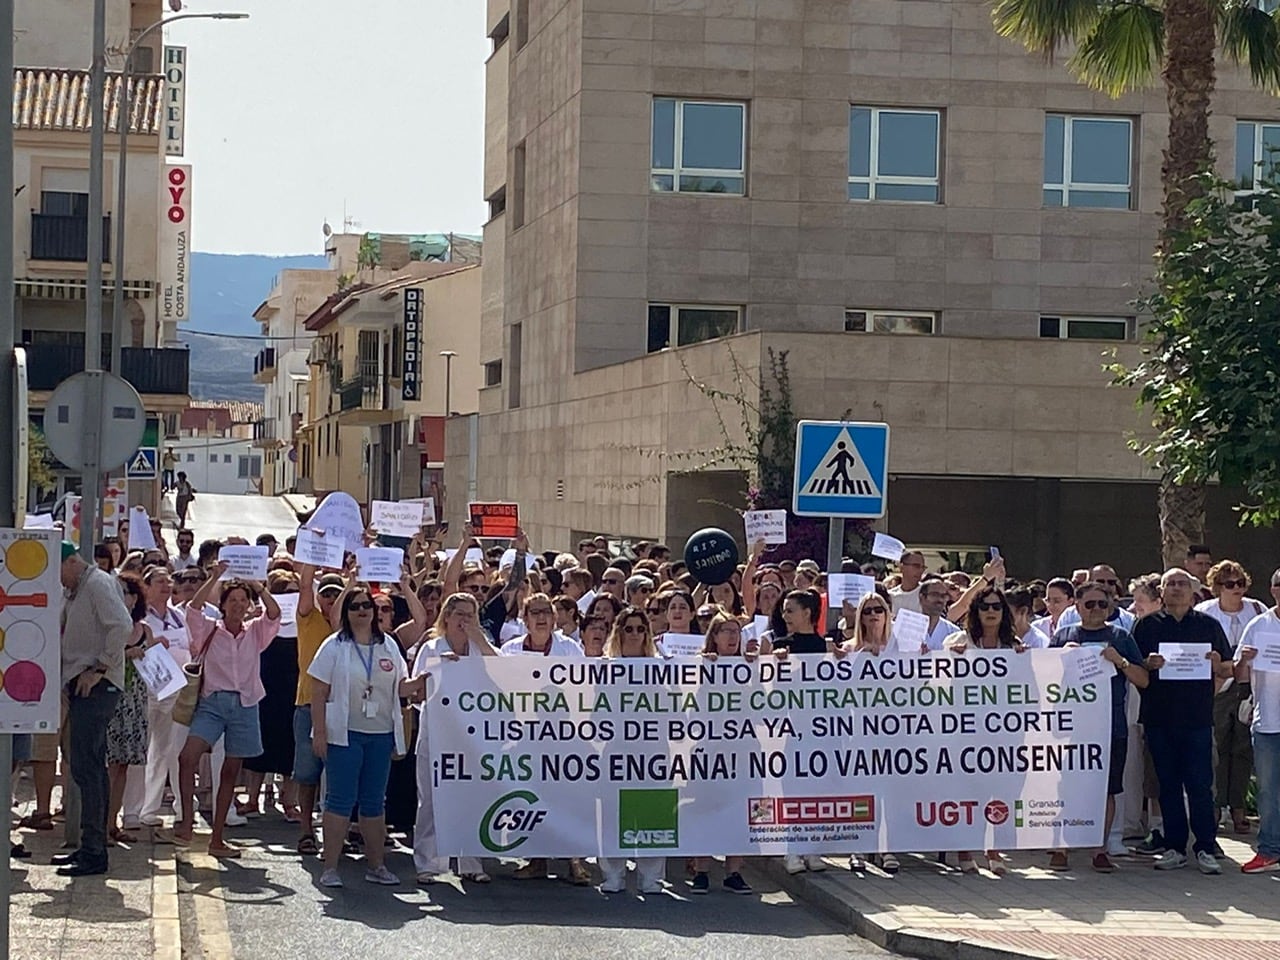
[792,420,889,518]
[126,446,157,480]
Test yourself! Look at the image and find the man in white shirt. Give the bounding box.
[890,551,926,615]
[918,576,956,651]
[1234,569,1280,874]
[171,529,198,571]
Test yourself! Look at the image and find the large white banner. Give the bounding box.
[427,651,1112,858]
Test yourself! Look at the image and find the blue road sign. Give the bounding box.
[126,446,158,480]
[792,420,889,518]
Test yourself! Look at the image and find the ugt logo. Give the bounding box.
[478,790,547,853]
[618,788,679,850]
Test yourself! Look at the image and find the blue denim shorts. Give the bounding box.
[11,733,32,763]
[292,706,323,785]
[189,691,262,758]
[323,730,395,818]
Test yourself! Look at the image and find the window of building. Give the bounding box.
[844,310,937,334]
[1043,115,1133,209]
[848,107,941,202]
[39,190,90,217]
[651,98,746,195]
[487,185,507,221]
[484,360,503,386]
[209,454,217,463]
[490,12,510,53]
[185,453,194,462]
[1039,315,1131,341]
[511,142,527,230]
[1235,120,1280,192]
[513,0,529,50]
[508,323,522,410]
[223,454,232,464]
[646,304,742,353]
[237,455,262,479]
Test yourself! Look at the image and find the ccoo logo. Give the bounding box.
[478,790,548,853]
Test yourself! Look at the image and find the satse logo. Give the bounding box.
[618,788,679,849]
[478,790,547,853]
[166,167,187,223]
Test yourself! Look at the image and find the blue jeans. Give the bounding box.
[1253,731,1280,858]
[1146,725,1217,855]
[323,731,394,818]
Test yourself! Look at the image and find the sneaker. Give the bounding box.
[319,868,343,888]
[364,865,399,885]
[1091,853,1116,874]
[513,858,548,880]
[1134,830,1167,856]
[804,854,827,872]
[879,854,900,875]
[639,879,664,894]
[1154,850,1187,870]
[783,854,805,875]
[1196,851,1222,875]
[958,852,978,874]
[690,871,710,895]
[1048,851,1070,872]
[1107,837,1130,857]
[1242,853,1280,874]
[723,872,753,894]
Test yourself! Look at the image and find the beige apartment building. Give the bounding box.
[445,0,1280,576]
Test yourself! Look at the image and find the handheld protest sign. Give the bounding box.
[469,502,519,539]
[683,527,739,586]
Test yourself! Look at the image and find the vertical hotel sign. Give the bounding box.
[158,165,191,322]
[403,288,422,401]
[162,46,187,157]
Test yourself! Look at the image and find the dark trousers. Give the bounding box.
[1214,685,1254,810]
[68,679,121,859]
[1147,724,1217,856]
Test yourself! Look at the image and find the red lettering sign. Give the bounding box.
[468,502,520,539]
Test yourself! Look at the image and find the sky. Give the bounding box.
[167,0,488,255]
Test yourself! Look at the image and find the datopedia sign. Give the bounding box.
[478,789,547,853]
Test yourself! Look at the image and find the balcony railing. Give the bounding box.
[252,417,279,446]
[253,347,276,380]
[24,343,188,395]
[30,213,112,262]
[339,377,365,411]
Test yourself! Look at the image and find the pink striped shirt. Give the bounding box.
[186,605,280,707]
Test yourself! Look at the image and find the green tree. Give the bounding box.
[992,0,1280,565]
[27,425,56,496]
[1112,171,1280,527]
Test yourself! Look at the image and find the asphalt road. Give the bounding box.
[161,491,301,551]
[179,817,885,960]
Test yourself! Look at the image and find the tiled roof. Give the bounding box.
[13,68,163,134]
[182,400,263,432]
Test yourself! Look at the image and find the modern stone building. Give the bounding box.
[445,0,1280,577]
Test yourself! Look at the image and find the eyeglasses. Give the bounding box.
[1081,599,1110,610]
[861,607,887,616]
[977,601,1005,612]
[1219,579,1246,590]
[463,584,487,594]
[348,601,375,611]
[622,624,647,634]
[635,585,653,594]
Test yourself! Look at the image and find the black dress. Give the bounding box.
[245,636,298,775]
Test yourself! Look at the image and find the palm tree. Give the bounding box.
[992,0,1280,566]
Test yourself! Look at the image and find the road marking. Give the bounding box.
[152,846,182,960]
[180,849,234,960]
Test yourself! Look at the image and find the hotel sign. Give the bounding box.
[162,46,187,157]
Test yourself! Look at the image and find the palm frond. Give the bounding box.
[1068,2,1166,95]
[1219,2,1280,92]
[991,0,1106,58]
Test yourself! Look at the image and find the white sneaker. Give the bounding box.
[1196,850,1222,875]
[805,855,827,872]
[783,854,805,875]
[1154,850,1187,870]
[319,868,343,888]
[1107,837,1129,857]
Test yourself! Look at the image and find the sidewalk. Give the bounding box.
[769,834,1280,960]
[8,827,179,960]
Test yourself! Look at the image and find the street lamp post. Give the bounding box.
[110,11,248,373]
[439,350,457,418]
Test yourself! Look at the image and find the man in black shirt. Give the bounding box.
[1133,568,1235,874]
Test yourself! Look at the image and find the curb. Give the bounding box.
[152,844,182,960]
[759,860,1062,960]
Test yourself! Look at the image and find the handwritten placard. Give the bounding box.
[370,500,426,538]
[469,502,519,539]
[305,491,365,554]
[218,545,269,580]
[294,527,346,569]
[356,547,405,583]
[743,510,787,546]
[1063,646,1107,687]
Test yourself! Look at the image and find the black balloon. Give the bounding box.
[683,528,740,586]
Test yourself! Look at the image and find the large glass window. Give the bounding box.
[848,107,941,202]
[651,99,746,195]
[1043,115,1133,209]
[1039,315,1130,341]
[845,310,936,334]
[647,304,742,353]
[1236,121,1280,192]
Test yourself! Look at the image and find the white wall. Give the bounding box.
[16,0,131,69]
[171,437,261,496]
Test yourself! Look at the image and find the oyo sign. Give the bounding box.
[166,167,188,223]
[158,164,191,322]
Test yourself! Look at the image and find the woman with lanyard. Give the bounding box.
[412,592,498,885]
[308,586,427,888]
[139,566,189,831]
[943,586,1026,875]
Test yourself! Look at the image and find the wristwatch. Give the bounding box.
[1118,658,1130,671]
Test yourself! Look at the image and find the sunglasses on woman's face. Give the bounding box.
[348,601,375,611]
[977,600,1004,611]
[1219,579,1246,590]
[861,607,887,616]
[622,624,647,634]
[1081,599,1110,610]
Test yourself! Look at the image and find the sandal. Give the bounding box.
[109,827,138,844]
[209,843,242,859]
[297,835,320,856]
[283,805,302,825]
[18,812,54,831]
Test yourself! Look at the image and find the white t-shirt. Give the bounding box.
[924,617,956,652]
[499,634,584,657]
[1194,597,1267,650]
[1018,625,1052,649]
[1240,610,1280,734]
[890,584,921,615]
[307,635,406,741]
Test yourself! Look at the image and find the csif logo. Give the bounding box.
[478,789,547,853]
[618,788,679,850]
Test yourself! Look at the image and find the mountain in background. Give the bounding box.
[182,252,327,401]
